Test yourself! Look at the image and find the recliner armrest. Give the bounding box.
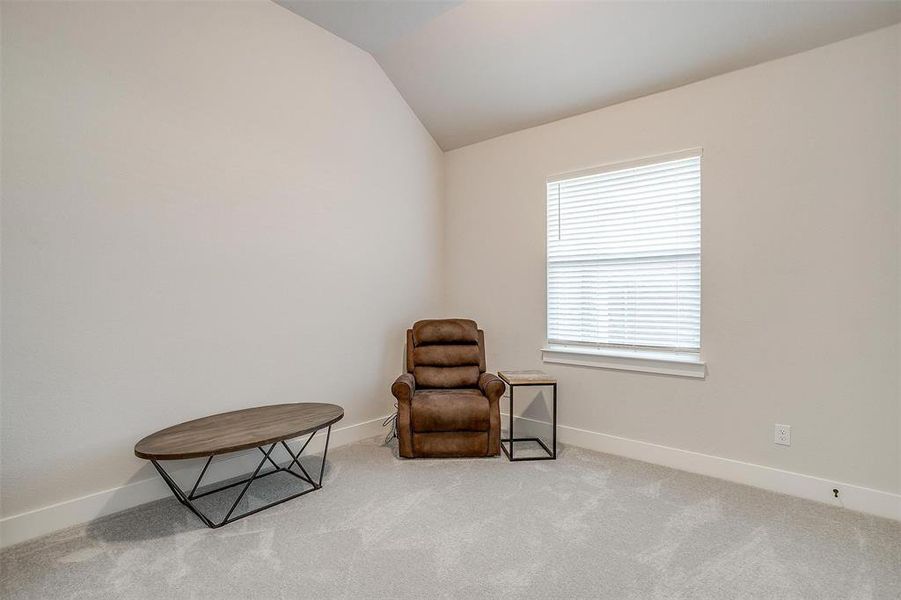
[391,373,415,403]
[478,372,505,402]
[479,373,504,457]
[392,373,416,458]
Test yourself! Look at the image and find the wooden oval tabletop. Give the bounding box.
[134,403,344,460]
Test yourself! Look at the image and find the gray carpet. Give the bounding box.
[2,436,900,599]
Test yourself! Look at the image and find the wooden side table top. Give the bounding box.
[498,370,556,385]
[134,402,344,460]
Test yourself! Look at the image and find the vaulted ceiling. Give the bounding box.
[276,1,901,150]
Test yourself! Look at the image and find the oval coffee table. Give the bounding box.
[135,402,343,528]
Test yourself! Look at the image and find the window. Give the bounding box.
[545,149,701,370]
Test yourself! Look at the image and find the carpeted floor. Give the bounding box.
[2,436,900,599]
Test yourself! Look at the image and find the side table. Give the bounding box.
[497,370,557,461]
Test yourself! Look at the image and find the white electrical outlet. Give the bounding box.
[775,424,791,446]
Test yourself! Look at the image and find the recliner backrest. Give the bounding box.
[407,319,486,388]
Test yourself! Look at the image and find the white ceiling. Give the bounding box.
[277,1,901,150]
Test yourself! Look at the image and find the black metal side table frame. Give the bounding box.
[150,425,332,529]
[500,381,557,461]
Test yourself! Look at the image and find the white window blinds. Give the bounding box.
[546,150,701,353]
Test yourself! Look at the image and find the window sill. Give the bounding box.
[540,345,706,379]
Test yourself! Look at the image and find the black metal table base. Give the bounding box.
[502,382,557,461]
[150,425,332,528]
[500,436,554,461]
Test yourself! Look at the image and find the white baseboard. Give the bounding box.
[5,413,898,550]
[502,413,901,522]
[0,415,389,550]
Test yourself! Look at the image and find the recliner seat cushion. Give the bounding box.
[412,389,490,432]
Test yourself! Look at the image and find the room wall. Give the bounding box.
[445,26,901,495]
[0,1,443,520]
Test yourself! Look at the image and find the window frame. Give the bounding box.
[542,148,705,378]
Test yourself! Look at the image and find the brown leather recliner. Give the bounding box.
[391,319,505,458]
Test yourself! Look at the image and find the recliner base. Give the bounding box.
[402,431,499,458]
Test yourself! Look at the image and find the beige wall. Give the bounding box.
[0,1,443,518]
[445,26,901,494]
